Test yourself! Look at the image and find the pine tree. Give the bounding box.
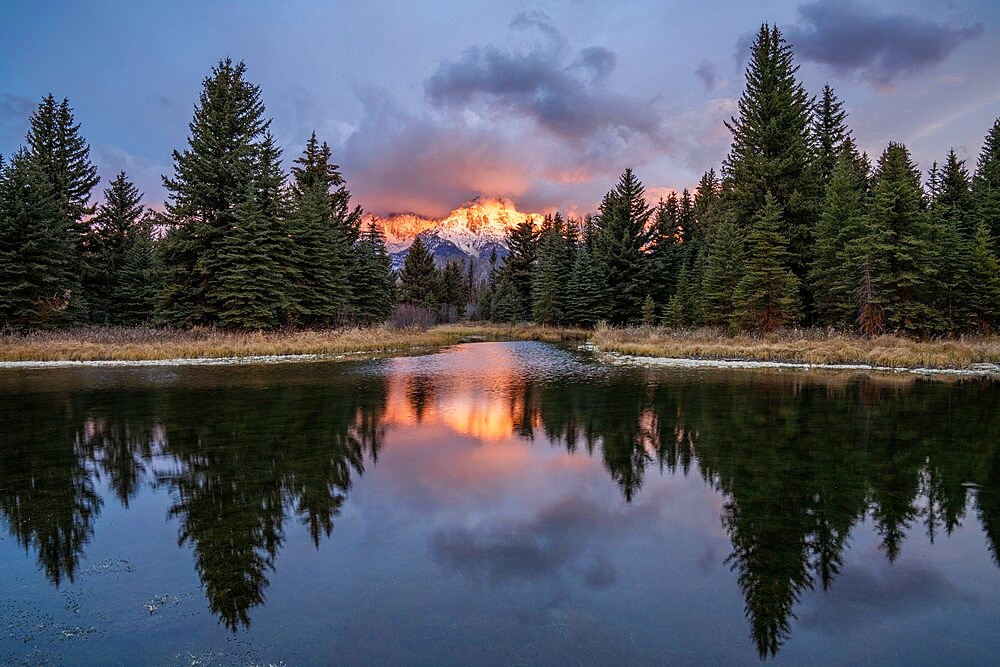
[351,221,395,324]
[160,58,271,325]
[973,118,1000,242]
[967,222,1000,331]
[291,131,363,245]
[862,142,938,335]
[593,168,654,324]
[649,193,683,309]
[491,273,523,323]
[811,84,850,187]
[531,224,569,324]
[809,153,868,327]
[503,219,539,313]
[700,221,745,326]
[25,95,100,255]
[723,24,818,294]
[930,150,975,332]
[115,214,161,325]
[665,265,695,327]
[641,295,656,326]
[439,259,465,321]
[84,171,145,323]
[215,190,288,329]
[287,180,352,325]
[731,194,801,331]
[0,150,82,328]
[565,243,607,327]
[398,237,439,310]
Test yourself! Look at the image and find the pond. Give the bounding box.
[1,341,999,665]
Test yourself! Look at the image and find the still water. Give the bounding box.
[1,341,999,665]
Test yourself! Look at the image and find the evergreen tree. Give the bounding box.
[215,190,288,329]
[159,58,271,325]
[967,222,1000,331]
[287,180,352,324]
[665,265,691,328]
[531,224,569,324]
[439,259,465,321]
[291,131,363,245]
[723,24,818,293]
[351,221,395,324]
[641,295,656,326]
[25,95,100,256]
[593,168,654,324]
[503,219,540,313]
[973,118,1000,241]
[731,194,801,331]
[565,243,607,327]
[116,214,161,325]
[397,237,439,310]
[811,84,850,187]
[84,171,145,323]
[809,153,868,327]
[930,150,975,332]
[0,150,83,328]
[862,142,938,335]
[491,273,523,323]
[700,221,745,326]
[649,193,684,309]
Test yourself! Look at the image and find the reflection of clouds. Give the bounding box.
[798,558,977,633]
[429,493,657,588]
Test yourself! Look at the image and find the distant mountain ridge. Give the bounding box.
[370,197,545,271]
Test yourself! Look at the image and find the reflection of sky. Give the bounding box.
[2,344,1000,664]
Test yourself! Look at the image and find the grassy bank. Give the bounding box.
[1,323,999,370]
[589,325,1000,370]
[0,324,588,362]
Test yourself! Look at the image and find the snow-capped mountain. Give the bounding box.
[371,197,545,270]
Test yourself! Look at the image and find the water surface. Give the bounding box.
[2,342,999,665]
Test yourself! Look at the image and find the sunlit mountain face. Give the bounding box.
[369,196,546,269]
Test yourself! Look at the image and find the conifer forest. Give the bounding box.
[2,25,999,338]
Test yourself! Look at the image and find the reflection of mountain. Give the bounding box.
[371,197,544,270]
[2,352,1000,654]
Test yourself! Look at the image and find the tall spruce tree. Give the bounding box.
[115,214,161,325]
[159,58,271,325]
[861,142,938,335]
[532,223,569,324]
[503,219,540,315]
[700,221,746,326]
[967,222,1000,331]
[351,221,395,324]
[811,84,850,188]
[731,193,801,331]
[439,259,465,321]
[84,171,145,323]
[398,237,439,310]
[723,24,818,296]
[25,95,100,258]
[930,150,975,332]
[973,118,1000,241]
[809,152,869,328]
[291,131,363,245]
[0,150,83,328]
[565,243,607,327]
[593,168,654,324]
[649,193,684,310]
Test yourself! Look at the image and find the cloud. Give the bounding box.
[784,0,984,88]
[0,93,36,157]
[339,13,680,217]
[424,13,666,147]
[695,60,717,91]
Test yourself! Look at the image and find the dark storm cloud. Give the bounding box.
[424,14,665,146]
[694,59,717,91]
[785,0,984,87]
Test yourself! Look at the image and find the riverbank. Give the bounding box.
[0,324,587,363]
[589,326,1000,372]
[1,324,999,372]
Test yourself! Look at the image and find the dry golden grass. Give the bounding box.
[589,324,1000,370]
[2,322,998,370]
[0,324,589,362]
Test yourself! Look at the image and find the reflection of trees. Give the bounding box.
[0,370,387,630]
[524,370,1000,658]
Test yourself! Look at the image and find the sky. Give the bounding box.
[1,0,998,218]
